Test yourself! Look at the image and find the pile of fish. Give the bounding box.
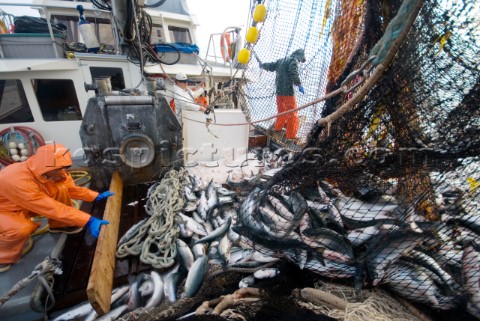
[52,153,480,320]
[52,168,285,320]
[52,271,166,321]
[236,179,480,317]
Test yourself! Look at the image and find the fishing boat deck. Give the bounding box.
[0,180,154,320]
[53,182,154,310]
[0,168,478,321]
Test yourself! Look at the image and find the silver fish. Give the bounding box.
[197,190,209,220]
[284,248,307,269]
[327,203,344,228]
[184,185,198,201]
[254,268,279,279]
[191,174,202,192]
[229,248,255,264]
[177,213,207,236]
[268,194,295,221]
[178,223,193,238]
[260,167,282,178]
[109,285,130,309]
[215,215,225,228]
[194,217,232,245]
[144,270,164,308]
[52,301,94,321]
[177,238,195,270]
[127,274,141,310]
[409,250,458,290]
[462,244,480,301]
[383,261,439,306]
[192,211,204,224]
[316,183,331,203]
[304,257,358,278]
[190,238,207,259]
[258,205,290,231]
[138,278,154,297]
[183,256,209,298]
[432,242,463,268]
[163,263,180,303]
[84,310,98,321]
[184,201,198,212]
[95,304,128,321]
[218,234,232,264]
[302,227,354,260]
[239,275,255,288]
[347,225,382,246]
[227,226,241,244]
[250,251,280,263]
[218,195,234,205]
[238,189,270,235]
[335,197,399,221]
[206,179,219,210]
[306,200,329,212]
[448,213,480,235]
[365,231,424,285]
[217,187,236,196]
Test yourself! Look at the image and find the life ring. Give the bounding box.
[0,21,9,34]
[220,33,233,62]
[169,98,176,113]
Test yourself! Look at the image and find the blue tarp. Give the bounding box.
[154,42,199,54]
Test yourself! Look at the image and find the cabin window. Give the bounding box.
[52,15,115,48]
[150,24,165,44]
[90,67,126,91]
[0,80,34,124]
[168,26,192,44]
[32,79,82,122]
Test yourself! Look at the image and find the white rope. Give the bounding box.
[116,169,189,269]
[0,257,62,308]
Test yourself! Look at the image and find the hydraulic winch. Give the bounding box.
[80,77,183,188]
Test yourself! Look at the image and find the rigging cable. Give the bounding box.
[180,0,424,130]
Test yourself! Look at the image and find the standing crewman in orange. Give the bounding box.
[0,143,112,272]
[260,49,306,141]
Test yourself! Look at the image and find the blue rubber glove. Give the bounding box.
[298,85,305,94]
[86,217,109,238]
[95,191,114,201]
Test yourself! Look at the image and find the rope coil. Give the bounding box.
[116,169,190,269]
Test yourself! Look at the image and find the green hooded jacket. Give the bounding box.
[260,49,306,96]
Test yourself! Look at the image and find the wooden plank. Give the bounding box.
[86,171,123,315]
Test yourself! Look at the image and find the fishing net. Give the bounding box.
[234,0,480,317]
[297,282,424,321]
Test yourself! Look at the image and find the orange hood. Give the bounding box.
[27,143,72,178]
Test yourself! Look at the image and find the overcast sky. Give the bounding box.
[185,0,251,56]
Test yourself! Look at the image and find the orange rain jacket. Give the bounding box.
[0,143,99,264]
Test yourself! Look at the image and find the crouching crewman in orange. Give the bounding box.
[0,143,112,272]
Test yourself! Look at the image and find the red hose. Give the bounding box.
[0,126,46,166]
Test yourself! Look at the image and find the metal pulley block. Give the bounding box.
[119,134,155,168]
